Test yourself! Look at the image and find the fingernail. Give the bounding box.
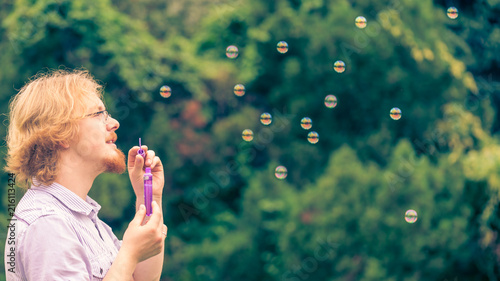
[147,159,152,165]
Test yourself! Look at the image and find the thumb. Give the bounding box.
[133,154,144,174]
[132,204,147,226]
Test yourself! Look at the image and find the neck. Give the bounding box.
[55,152,102,201]
[54,173,96,201]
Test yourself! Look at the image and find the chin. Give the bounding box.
[104,147,127,174]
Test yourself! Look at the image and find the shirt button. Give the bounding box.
[100,268,103,274]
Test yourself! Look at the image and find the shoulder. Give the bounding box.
[14,188,68,224]
[13,189,77,245]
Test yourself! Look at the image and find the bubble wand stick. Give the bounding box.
[138,138,153,216]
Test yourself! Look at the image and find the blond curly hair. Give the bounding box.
[4,69,104,188]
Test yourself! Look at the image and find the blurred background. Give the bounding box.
[1,0,500,280]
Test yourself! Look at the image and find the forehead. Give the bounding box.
[87,98,106,112]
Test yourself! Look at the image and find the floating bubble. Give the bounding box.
[159,85,171,98]
[275,166,288,180]
[234,84,245,97]
[390,107,402,120]
[334,60,345,73]
[447,7,458,19]
[260,113,272,125]
[226,45,239,59]
[405,209,418,223]
[277,41,289,54]
[307,131,319,144]
[325,95,337,108]
[242,129,254,142]
[355,16,367,29]
[301,117,312,130]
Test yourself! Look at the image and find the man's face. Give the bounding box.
[70,99,126,174]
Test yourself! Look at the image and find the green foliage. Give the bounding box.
[165,141,485,280]
[88,173,133,222]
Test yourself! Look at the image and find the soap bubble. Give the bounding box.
[390,107,402,120]
[275,166,288,179]
[234,84,245,97]
[260,113,272,125]
[355,16,367,28]
[325,95,337,108]
[159,85,171,98]
[242,129,254,142]
[334,60,345,73]
[405,209,418,223]
[447,7,458,19]
[307,131,319,144]
[301,117,312,130]
[226,45,239,59]
[277,41,289,54]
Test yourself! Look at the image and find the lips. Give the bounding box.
[106,133,117,144]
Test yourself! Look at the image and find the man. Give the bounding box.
[3,69,167,280]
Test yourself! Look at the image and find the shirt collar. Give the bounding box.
[31,179,101,216]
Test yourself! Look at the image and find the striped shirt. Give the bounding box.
[4,180,122,281]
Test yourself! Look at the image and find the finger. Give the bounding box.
[145,150,155,167]
[150,156,163,170]
[162,224,168,239]
[128,146,148,167]
[131,204,147,226]
[132,153,145,176]
[148,201,163,227]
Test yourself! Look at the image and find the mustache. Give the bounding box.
[106,132,118,143]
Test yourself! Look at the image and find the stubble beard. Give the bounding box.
[104,147,127,174]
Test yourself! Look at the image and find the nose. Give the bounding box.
[107,116,120,131]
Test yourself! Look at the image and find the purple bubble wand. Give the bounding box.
[137,138,152,216]
[138,138,146,158]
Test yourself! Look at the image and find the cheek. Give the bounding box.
[76,127,105,156]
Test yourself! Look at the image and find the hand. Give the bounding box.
[121,202,167,263]
[128,145,165,204]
